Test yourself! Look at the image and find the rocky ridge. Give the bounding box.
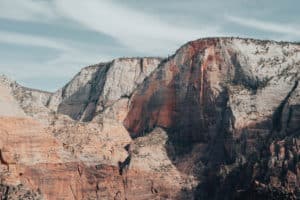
[0,38,300,199]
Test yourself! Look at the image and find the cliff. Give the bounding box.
[0,38,300,199]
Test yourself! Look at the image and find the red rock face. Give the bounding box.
[124,38,300,199]
[2,38,300,199]
[0,117,186,199]
[124,39,230,145]
[21,163,125,200]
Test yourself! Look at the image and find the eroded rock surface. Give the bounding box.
[125,38,300,199]
[1,38,300,199]
[49,57,162,122]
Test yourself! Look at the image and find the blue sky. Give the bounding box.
[0,0,299,91]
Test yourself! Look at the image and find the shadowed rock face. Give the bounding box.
[125,39,227,144]
[49,57,162,122]
[1,38,300,199]
[124,38,300,199]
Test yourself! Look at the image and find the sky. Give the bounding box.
[0,0,299,91]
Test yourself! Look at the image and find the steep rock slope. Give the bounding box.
[1,57,194,199]
[0,117,128,199]
[0,75,50,120]
[48,57,162,122]
[0,76,26,117]
[1,38,300,199]
[124,38,300,199]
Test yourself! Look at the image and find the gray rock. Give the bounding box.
[49,57,162,121]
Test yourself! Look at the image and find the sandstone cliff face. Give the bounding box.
[2,57,188,200]
[125,38,300,199]
[48,57,162,122]
[1,38,300,199]
[0,76,26,117]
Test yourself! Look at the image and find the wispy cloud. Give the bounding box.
[54,0,220,54]
[226,15,300,37]
[0,29,113,91]
[0,30,112,76]
[0,0,221,55]
[1,0,299,91]
[0,48,113,91]
[0,0,56,22]
[0,31,70,50]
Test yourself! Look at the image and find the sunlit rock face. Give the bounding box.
[48,57,162,122]
[125,38,300,199]
[1,38,300,199]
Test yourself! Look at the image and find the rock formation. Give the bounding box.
[1,38,300,199]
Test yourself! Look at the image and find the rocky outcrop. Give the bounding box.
[0,75,52,123]
[124,38,300,199]
[1,57,162,124]
[0,75,26,117]
[0,183,42,200]
[1,37,300,199]
[48,57,162,122]
[1,57,181,200]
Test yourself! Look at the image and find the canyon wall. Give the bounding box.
[1,38,300,199]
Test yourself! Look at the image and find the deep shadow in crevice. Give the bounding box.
[124,80,300,199]
[272,80,298,132]
[56,62,111,121]
[193,100,300,200]
[123,45,300,199]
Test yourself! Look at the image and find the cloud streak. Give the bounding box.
[1,0,299,91]
[0,31,70,50]
[226,15,300,37]
[0,30,115,91]
[0,0,56,22]
[54,0,220,54]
